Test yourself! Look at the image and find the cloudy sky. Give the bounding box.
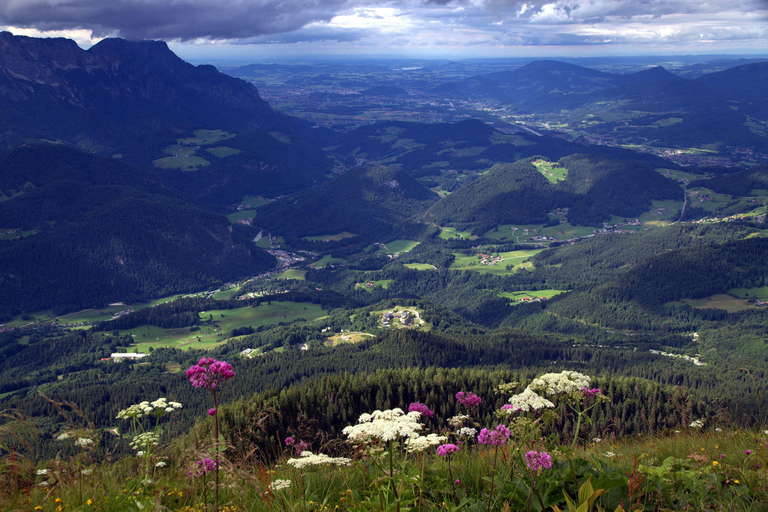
[1,0,767,60]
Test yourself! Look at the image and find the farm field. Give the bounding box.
[55,306,130,325]
[450,249,543,275]
[212,287,240,300]
[177,129,235,145]
[227,210,256,223]
[325,331,376,346]
[438,227,473,240]
[639,199,684,225]
[310,255,346,268]
[206,146,241,158]
[499,289,571,304]
[304,231,356,242]
[483,223,594,242]
[122,302,326,352]
[531,160,568,183]
[355,279,394,291]
[404,263,436,270]
[277,269,307,280]
[668,294,763,313]
[375,240,420,254]
[728,286,768,300]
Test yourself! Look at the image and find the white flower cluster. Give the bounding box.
[689,419,705,429]
[269,479,292,491]
[117,398,182,420]
[130,431,160,452]
[456,427,477,438]
[36,469,49,476]
[529,371,591,396]
[75,437,94,448]
[286,451,352,469]
[448,414,470,427]
[507,387,555,412]
[406,433,447,453]
[343,408,423,442]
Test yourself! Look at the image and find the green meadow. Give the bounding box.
[177,129,235,145]
[482,223,594,242]
[729,286,768,300]
[450,249,543,275]
[226,210,257,223]
[303,231,357,242]
[531,159,568,183]
[375,240,420,254]
[206,146,241,158]
[438,226,472,240]
[277,269,307,280]
[499,289,571,304]
[355,279,394,291]
[311,255,346,268]
[121,302,326,352]
[404,263,436,270]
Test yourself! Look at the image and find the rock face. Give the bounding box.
[0,32,278,149]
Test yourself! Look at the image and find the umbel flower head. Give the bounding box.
[529,371,591,396]
[507,387,555,412]
[286,451,352,469]
[406,433,447,453]
[343,408,422,442]
[186,358,235,391]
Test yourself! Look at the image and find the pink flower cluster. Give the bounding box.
[456,391,482,408]
[187,457,217,477]
[408,402,434,418]
[581,388,602,398]
[436,444,460,457]
[477,424,510,446]
[525,451,553,472]
[502,404,521,413]
[186,358,235,391]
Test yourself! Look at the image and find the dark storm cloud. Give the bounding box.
[0,0,350,40]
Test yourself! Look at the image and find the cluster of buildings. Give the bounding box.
[382,310,413,327]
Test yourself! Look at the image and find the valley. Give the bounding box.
[0,32,767,511]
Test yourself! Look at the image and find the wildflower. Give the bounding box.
[284,437,295,446]
[499,404,522,416]
[581,387,602,398]
[716,427,723,432]
[56,432,71,441]
[448,414,470,427]
[81,468,93,475]
[604,452,616,458]
[287,451,352,469]
[343,408,422,442]
[87,499,93,505]
[746,450,752,455]
[456,427,477,437]
[689,419,705,429]
[712,461,720,467]
[186,357,235,391]
[507,387,554,412]
[36,469,49,475]
[407,433,447,453]
[155,462,167,468]
[529,371,591,396]
[269,479,291,491]
[734,480,740,484]
[208,408,217,416]
[408,402,434,418]
[39,481,50,487]
[76,437,95,448]
[525,451,553,471]
[455,391,482,408]
[477,425,510,446]
[592,438,602,443]
[436,444,460,457]
[130,432,160,452]
[188,458,218,477]
[454,479,460,485]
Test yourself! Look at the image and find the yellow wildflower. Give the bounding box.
[713,461,720,467]
[87,498,93,505]
[734,480,740,484]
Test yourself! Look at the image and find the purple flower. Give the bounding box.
[208,408,217,416]
[294,440,310,455]
[454,479,460,485]
[525,451,553,472]
[437,444,460,457]
[408,402,434,418]
[501,404,521,414]
[186,358,235,391]
[284,437,295,446]
[581,388,602,398]
[746,450,752,455]
[477,425,510,446]
[189,457,218,477]
[456,391,482,409]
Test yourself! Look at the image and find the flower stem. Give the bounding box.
[486,445,499,512]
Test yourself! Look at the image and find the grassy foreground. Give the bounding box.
[4,425,767,511]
